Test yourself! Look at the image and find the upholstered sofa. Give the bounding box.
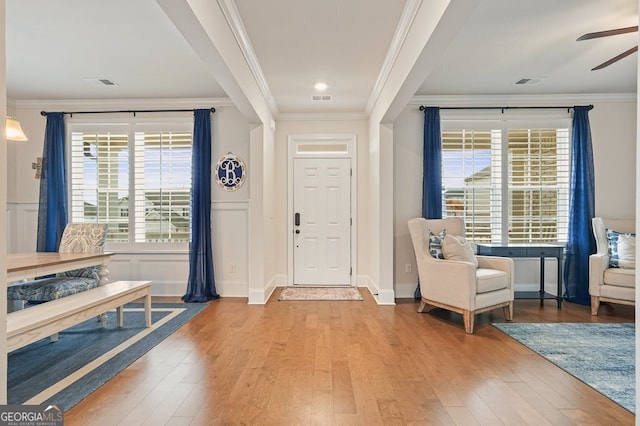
[589,217,635,315]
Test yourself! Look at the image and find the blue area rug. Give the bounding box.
[8,302,209,411]
[493,322,635,413]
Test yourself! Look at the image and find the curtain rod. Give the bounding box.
[419,105,593,113]
[40,107,216,117]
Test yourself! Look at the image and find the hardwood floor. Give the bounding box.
[65,289,635,425]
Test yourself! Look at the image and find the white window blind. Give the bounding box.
[507,128,569,242]
[441,129,502,242]
[441,122,570,243]
[134,130,192,243]
[70,131,130,243]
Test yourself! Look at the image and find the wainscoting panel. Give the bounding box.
[211,201,249,297]
[108,255,190,297]
[8,201,250,298]
[8,203,39,253]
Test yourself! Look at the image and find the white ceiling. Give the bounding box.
[6,0,638,116]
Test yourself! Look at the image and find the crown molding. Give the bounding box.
[218,0,279,118]
[365,0,422,115]
[12,97,235,111]
[410,93,636,107]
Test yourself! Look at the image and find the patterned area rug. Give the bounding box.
[278,286,363,301]
[8,303,209,411]
[493,322,635,413]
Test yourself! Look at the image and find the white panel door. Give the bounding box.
[293,158,351,285]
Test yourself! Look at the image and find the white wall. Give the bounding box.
[7,108,48,252]
[8,101,252,298]
[0,0,9,403]
[590,102,637,218]
[393,98,637,298]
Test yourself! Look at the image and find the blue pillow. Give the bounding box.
[429,229,446,259]
[607,229,636,268]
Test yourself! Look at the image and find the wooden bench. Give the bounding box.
[7,280,152,353]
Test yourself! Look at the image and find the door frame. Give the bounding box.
[287,134,357,286]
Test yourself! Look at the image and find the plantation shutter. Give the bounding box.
[441,129,502,242]
[133,130,192,243]
[70,130,130,243]
[507,128,570,242]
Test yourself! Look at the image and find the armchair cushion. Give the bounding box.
[58,266,100,280]
[7,277,98,302]
[442,234,478,267]
[607,229,636,268]
[616,234,636,269]
[427,229,446,259]
[476,269,509,293]
[603,268,635,288]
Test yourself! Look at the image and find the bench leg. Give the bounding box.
[50,333,59,343]
[144,291,152,327]
[98,313,108,328]
[117,306,124,327]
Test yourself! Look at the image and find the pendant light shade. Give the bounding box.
[6,117,28,141]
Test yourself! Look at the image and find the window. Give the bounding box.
[133,130,192,243]
[441,129,501,242]
[70,122,193,249]
[507,128,569,242]
[441,120,569,243]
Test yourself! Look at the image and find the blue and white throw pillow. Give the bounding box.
[607,229,636,268]
[428,229,446,259]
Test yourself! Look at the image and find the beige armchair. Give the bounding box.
[407,217,514,333]
[8,223,108,309]
[589,217,635,315]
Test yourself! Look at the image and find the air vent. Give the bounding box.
[514,78,544,85]
[83,78,118,87]
[311,94,332,101]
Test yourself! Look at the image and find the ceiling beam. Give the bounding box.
[157,0,275,124]
[369,0,481,123]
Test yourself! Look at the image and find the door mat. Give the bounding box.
[278,286,363,301]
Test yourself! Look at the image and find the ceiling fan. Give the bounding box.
[577,25,638,70]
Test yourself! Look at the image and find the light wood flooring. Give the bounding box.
[65,289,635,425]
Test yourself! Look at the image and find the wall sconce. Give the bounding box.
[6,117,28,141]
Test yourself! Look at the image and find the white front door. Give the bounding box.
[293,158,351,285]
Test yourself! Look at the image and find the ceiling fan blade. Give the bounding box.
[591,45,638,70]
[577,25,638,41]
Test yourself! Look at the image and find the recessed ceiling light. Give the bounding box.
[314,81,328,91]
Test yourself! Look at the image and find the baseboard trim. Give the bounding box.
[358,275,396,305]
[395,282,419,299]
